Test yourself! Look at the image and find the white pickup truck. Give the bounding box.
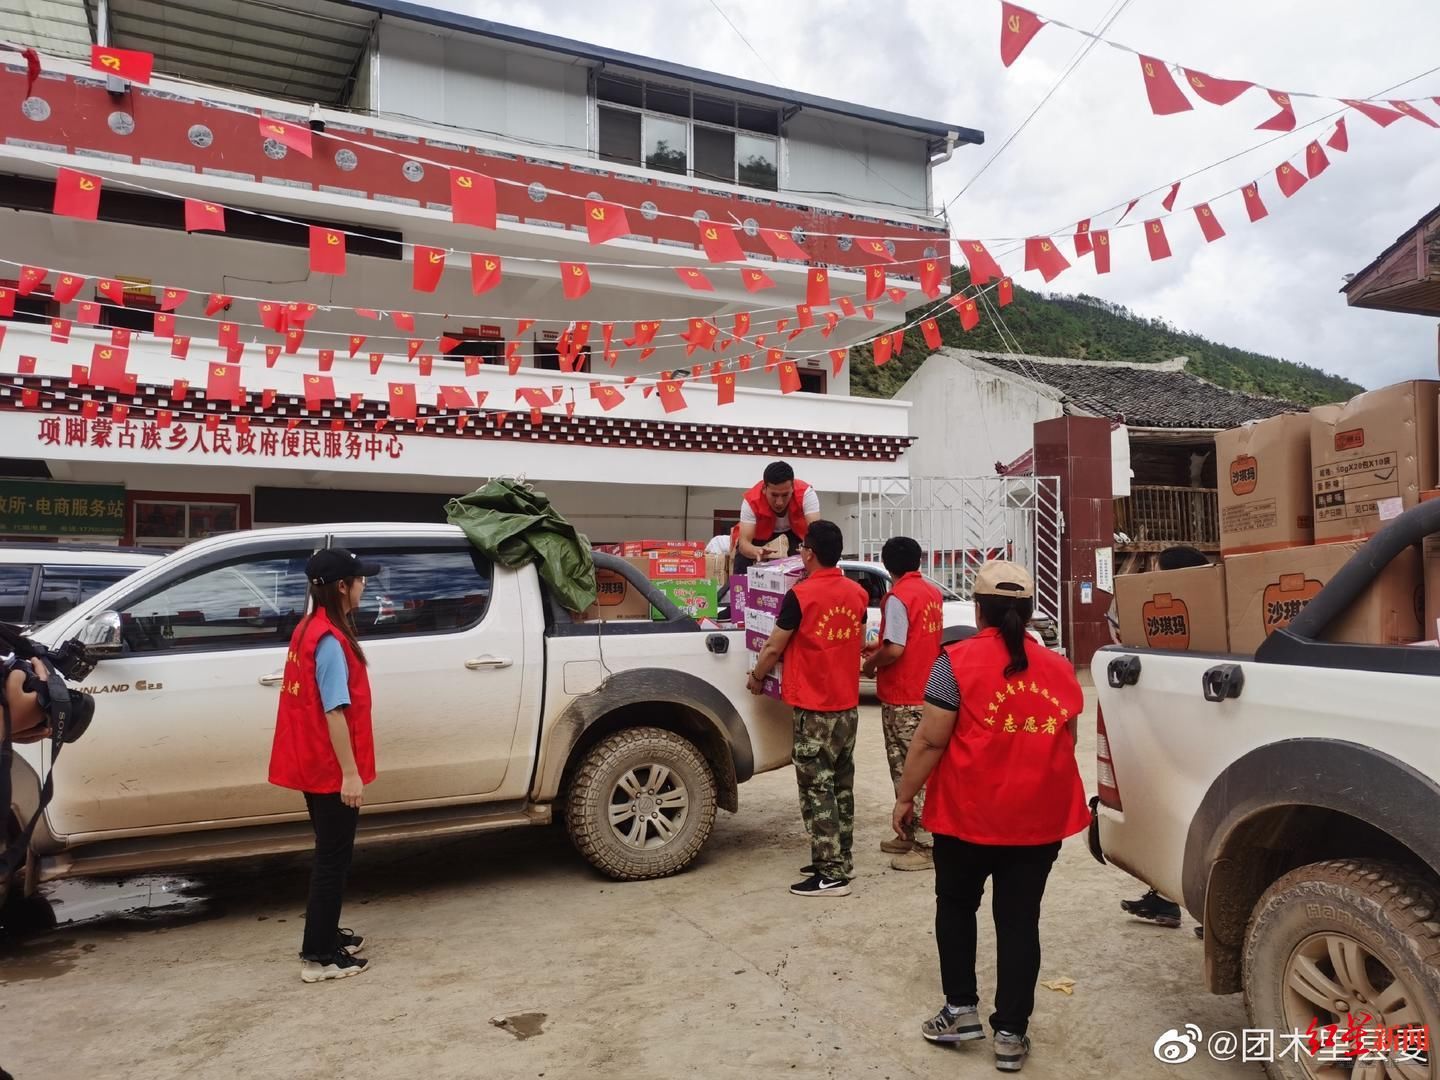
[3,523,794,912]
[1091,502,1440,1075]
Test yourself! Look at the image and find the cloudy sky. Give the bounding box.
[432,0,1440,389]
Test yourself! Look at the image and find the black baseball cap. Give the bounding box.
[307,547,380,586]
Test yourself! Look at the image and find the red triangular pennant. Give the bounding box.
[1180,68,1253,106]
[413,245,447,292]
[1327,118,1350,152]
[675,267,714,292]
[999,3,1045,67]
[1305,140,1330,179]
[959,240,1003,285]
[1256,90,1297,132]
[1341,99,1406,128]
[1275,162,1307,198]
[1023,237,1071,283]
[1161,183,1180,212]
[760,228,807,261]
[740,267,776,292]
[1139,56,1192,116]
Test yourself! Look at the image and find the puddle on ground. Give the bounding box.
[490,1012,547,1040]
[40,875,207,927]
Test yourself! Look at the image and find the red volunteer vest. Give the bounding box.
[876,572,944,706]
[744,478,814,542]
[268,609,376,794]
[922,629,1088,845]
[782,567,869,712]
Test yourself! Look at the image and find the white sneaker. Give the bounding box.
[300,950,370,983]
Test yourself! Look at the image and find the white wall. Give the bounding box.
[783,112,930,212]
[374,20,590,154]
[897,353,1064,478]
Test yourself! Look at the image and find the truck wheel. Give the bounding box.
[1243,858,1440,1080]
[565,727,717,881]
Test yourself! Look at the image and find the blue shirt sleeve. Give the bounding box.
[314,633,351,713]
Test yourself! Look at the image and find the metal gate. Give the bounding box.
[858,475,1064,650]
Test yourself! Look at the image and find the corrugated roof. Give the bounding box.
[951,350,1306,430]
[0,0,92,56]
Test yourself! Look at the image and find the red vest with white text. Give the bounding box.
[782,567,869,712]
[744,478,814,542]
[876,572,944,706]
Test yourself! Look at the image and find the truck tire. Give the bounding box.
[1242,858,1440,1079]
[565,727,717,881]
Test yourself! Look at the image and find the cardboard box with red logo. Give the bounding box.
[1224,542,1424,655]
[1115,564,1229,652]
[580,564,654,621]
[1215,412,1315,556]
[1311,381,1440,544]
[647,554,707,580]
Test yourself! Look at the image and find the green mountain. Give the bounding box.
[849,275,1362,406]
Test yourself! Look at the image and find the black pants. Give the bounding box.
[301,791,359,960]
[933,833,1061,1036]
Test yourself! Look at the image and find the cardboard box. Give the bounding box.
[746,588,786,617]
[581,566,654,621]
[1216,413,1315,555]
[1424,492,1440,641]
[1115,564,1229,652]
[1225,542,1424,654]
[706,553,728,585]
[616,540,705,557]
[651,579,718,620]
[728,576,748,625]
[1311,382,1440,543]
[745,651,783,700]
[648,554,706,579]
[747,556,805,594]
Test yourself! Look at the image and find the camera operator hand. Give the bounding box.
[5,657,51,744]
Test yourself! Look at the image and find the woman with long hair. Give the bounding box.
[891,561,1088,1073]
[269,547,379,983]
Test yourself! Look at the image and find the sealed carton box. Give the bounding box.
[745,651,783,700]
[1115,564,1229,652]
[648,554,706,580]
[581,567,653,621]
[1225,542,1424,654]
[1311,382,1440,543]
[747,555,805,594]
[651,579,718,620]
[1216,413,1315,555]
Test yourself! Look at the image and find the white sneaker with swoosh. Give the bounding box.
[789,873,852,897]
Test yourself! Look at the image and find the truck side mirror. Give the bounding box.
[78,610,123,660]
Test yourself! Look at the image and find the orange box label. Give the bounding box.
[1262,573,1323,637]
[1229,455,1258,496]
[1142,593,1191,650]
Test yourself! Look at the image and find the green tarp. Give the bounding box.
[445,479,597,612]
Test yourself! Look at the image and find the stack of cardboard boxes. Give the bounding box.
[583,541,729,621]
[731,555,805,699]
[1116,380,1440,654]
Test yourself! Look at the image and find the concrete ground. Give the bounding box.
[1,690,1255,1080]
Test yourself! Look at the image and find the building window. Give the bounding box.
[0,279,56,325]
[534,343,590,373]
[128,493,249,547]
[798,368,827,395]
[596,75,781,191]
[441,335,505,365]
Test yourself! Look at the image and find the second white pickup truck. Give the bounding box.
[1091,501,1440,1078]
[3,522,794,913]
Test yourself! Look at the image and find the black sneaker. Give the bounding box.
[995,1031,1031,1072]
[1120,889,1182,928]
[921,1003,985,1043]
[338,928,365,956]
[300,949,370,984]
[789,873,851,898]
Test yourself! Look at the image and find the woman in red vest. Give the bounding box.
[891,561,1086,1073]
[269,546,379,984]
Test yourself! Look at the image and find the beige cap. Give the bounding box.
[974,560,1035,599]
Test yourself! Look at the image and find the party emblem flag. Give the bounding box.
[50,318,71,343]
[676,267,714,291]
[390,311,414,333]
[347,334,366,358]
[370,353,385,375]
[857,238,895,264]
[1162,183,1181,212]
[148,312,173,339]
[413,246,446,292]
[584,200,631,245]
[1327,117,1350,152]
[77,302,100,325]
[18,266,46,297]
[1341,99,1406,128]
[1181,69,1253,106]
[1023,237,1071,283]
[206,362,242,404]
[920,260,945,298]
[740,267,775,292]
[439,386,474,409]
[560,262,591,299]
[1091,231,1112,275]
[217,321,239,347]
[258,117,313,157]
[185,199,226,233]
[1242,183,1269,222]
[829,348,848,376]
[866,265,886,302]
[300,374,334,412]
[91,44,152,85]
[921,318,943,350]
[795,305,815,330]
[887,287,908,304]
[999,3,1044,67]
[54,168,101,220]
[388,382,417,420]
[761,228,808,262]
[1145,219,1172,261]
[90,346,129,391]
[20,389,39,409]
[1139,55,1192,116]
[171,336,191,360]
[1391,100,1440,128]
[204,292,232,316]
[97,278,126,305]
[698,222,745,262]
[1193,203,1226,242]
[950,296,981,331]
[1257,90,1297,132]
[1074,219,1093,257]
[111,327,132,349]
[777,361,801,395]
[863,304,876,320]
[806,267,830,308]
[0,287,13,317]
[1306,141,1331,179]
[715,372,737,406]
[873,333,892,366]
[265,345,281,368]
[470,254,503,295]
[658,375,688,413]
[418,355,434,376]
[998,277,1015,306]
[450,170,497,229]
[309,227,346,275]
[161,287,188,312]
[1275,162,1307,199]
[258,302,286,333]
[285,328,306,354]
[53,273,85,305]
[402,338,423,361]
[959,240,1003,285]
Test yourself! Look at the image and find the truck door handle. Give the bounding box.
[1106,655,1141,689]
[1202,663,1244,702]
[258,672,284,687]
[465,655,512,670]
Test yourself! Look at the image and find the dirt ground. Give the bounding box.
[1,688,1257,1080]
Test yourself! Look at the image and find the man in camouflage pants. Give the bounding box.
[747,519,869,897]
[881,704,929,852]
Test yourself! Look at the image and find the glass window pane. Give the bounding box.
[736,133,778,190]
[33,568,132,625]
[596,75,642,107]
[645,85,689,118]
[693,125,735,183]
[119,555,309,653]
[598,106,641,167]
[644,115,688,175]
[134,501,187,540]
[738,105,780,135]
[693,95,735,126]
[189,503,239,540]
[347,549,493,638]
[0,565,33,623]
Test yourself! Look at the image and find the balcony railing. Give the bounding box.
[1114,485,1219,552]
